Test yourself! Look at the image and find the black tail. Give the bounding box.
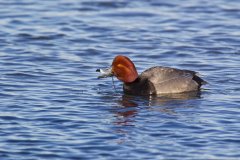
[192,75,207,88]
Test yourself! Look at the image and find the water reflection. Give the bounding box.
[147,91,201,106]
[112,91,201,122]
[110,91,202,143]
[120,91,200,106]
[112,95,138,126]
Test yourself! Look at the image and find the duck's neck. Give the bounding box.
[125,77,140,84]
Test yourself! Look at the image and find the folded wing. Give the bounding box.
[140,66,206,94]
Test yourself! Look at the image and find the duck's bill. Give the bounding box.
[96,67,113,79]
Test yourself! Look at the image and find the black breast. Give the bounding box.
[123,77,156,95]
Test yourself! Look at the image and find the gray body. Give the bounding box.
[123,66,206,95]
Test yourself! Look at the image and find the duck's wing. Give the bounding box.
[140,66,196,82]
[140,66,206,94]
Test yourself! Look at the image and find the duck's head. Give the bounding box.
[97,55,138,83]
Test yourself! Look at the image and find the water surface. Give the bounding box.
[0,0,240,159]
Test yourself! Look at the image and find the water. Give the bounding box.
[0,0,239,159]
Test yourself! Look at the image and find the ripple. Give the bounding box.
[81,1,128,9]
[17,33,66,41]
[0,0,239,159]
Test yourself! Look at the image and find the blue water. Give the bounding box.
[0,0,240,159]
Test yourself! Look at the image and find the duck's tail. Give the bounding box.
[192,75,207,87]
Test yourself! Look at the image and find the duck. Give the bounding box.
[97,55,207,95]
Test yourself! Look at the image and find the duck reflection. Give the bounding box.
[111,91,202,144]
[112,91,201,125]
[147,91,201,106]
[112,95,138,126]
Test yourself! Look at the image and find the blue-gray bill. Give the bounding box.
[96,67,113,79]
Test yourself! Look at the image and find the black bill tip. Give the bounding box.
[96,69,100,72]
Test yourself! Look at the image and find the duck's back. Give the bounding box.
[140,66,206,94]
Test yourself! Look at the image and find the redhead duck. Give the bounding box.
[97,55,207,95]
